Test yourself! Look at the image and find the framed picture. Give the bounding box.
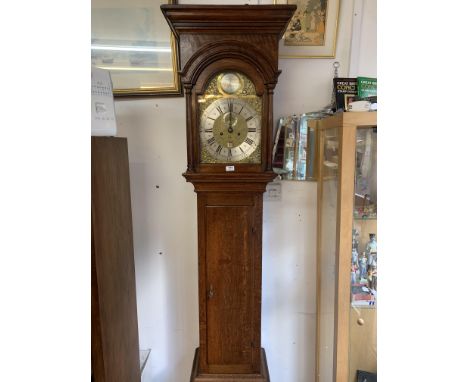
[275,0,340,58]
[344,94,356,111]
[91,0,181,97]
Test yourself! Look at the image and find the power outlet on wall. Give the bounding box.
[264,182,281,201]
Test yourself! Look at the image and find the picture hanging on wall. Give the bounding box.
[91,0,181,97]
[275,0,340,58]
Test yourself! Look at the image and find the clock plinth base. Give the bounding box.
[190,348,270,382]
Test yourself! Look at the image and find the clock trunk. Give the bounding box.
[198,192,262,374]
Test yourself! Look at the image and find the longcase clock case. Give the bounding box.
[161,5,296,381]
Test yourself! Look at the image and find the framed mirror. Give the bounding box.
[91,0,181,97]
[272,113,322,181]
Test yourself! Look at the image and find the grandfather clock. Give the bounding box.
[161,5,296,381]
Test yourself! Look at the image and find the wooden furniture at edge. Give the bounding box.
[161,5,296,382]
[91,137,141,382]
[315,112,377,382]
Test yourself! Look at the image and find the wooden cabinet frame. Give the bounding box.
[315,112,377,382]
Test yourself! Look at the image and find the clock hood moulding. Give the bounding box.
[160,5,296,38]
[161,5,297,83]
[161,4,296,178]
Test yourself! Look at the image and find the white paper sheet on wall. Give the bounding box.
[91,66,117,136]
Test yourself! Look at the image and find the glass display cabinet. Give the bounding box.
[315,112,377,382]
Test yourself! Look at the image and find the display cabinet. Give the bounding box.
[315,112,377,382]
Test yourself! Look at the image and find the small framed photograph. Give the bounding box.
[91,0,181,97]
[344,94,357,111]
[275,0,340,58]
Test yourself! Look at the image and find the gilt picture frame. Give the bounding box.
[91,0,181,97]
[275,0,340,58]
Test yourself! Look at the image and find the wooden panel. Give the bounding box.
[334,124,357,382]
[348,308,377,382]
[91,235,105,381]
[319,112,377,131]
[205,198,254,372]
[315,125,340,382]
[91,137,140,382]
[206,205,252,368]
[178,34,279,77]
[196,191,264,375]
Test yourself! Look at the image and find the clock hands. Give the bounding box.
[228,111,233,133]
[227,101,234,133]
[206,97,258,161]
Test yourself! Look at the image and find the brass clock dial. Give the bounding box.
[198,71,262,164]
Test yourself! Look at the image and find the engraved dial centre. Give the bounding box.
[200,97,260,162]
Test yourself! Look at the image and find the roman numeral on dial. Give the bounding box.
[207,137,216,145]
[216,145,223,154]
[245,137,254,145]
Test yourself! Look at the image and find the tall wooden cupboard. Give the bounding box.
[314,112,378,382]
[91,137,141,382]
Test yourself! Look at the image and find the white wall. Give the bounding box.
[114,0,375,381]
[349,0,377,78]
[116,97,199,382]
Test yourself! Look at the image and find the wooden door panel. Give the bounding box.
[205,204,253,370]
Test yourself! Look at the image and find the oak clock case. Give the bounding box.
[161,5,296,382]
